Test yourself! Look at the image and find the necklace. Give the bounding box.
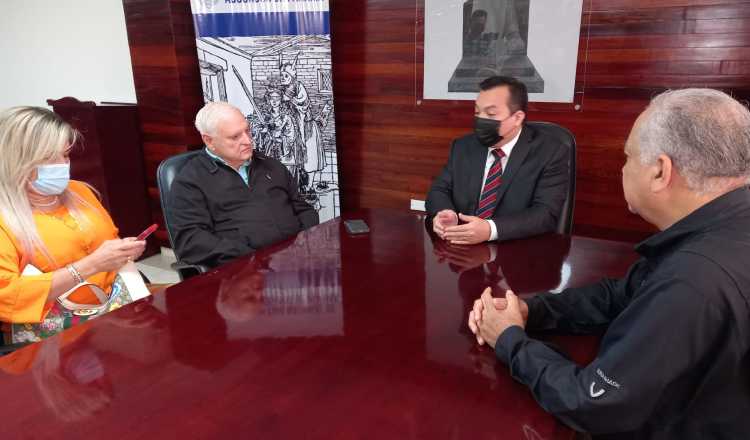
[39,208,94,255]
[31,197,60,208]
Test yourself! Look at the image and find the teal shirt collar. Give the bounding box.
[205,147,251,186]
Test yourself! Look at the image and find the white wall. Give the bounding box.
[0,0,137,109]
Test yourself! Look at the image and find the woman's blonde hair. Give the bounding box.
[0,106,93,266]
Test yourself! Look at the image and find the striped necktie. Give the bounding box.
[476,149,506,219]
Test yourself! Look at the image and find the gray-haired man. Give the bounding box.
[469,88,750,438]
[168,102,318,268]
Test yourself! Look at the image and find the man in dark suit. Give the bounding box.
[426,76,569,244]
[168,102,318,268]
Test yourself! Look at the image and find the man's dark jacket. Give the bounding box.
[497,187,750,439]
[167,150,318,268]
[425,124,569,241]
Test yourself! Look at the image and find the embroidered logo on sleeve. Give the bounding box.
[589,368,621,398]
[589,382,605,398]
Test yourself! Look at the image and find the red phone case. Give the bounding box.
[137,224,159,240]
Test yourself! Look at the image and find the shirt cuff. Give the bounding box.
[494,325,527,365]
[488,243,497,263]
[3,273,55,324]
[487,219,498,241]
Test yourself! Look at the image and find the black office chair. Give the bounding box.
[156,150,210,280]
[0,342,27,356]
[526,121,577,235]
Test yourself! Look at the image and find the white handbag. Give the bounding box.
[10,262,151,344]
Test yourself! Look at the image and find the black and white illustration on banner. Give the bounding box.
[196,36,338,221]
[425,0,584,103]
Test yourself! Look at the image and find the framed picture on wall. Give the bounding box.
[423,0,584,103]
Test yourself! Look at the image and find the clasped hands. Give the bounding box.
[467,287,529,349]
[432,209,490,245]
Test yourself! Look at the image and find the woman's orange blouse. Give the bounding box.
[0,181,118,324]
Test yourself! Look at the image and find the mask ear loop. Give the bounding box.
[56,282,109,316]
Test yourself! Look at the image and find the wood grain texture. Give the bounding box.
[332,0,750,242]
[0,210,638,439]
[124,0,750,244]
[122,0,204,246]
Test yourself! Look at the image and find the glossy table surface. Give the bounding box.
[0,210,638,439]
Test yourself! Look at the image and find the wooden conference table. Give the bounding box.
[0,210,637,439]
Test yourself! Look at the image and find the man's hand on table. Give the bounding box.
[443,214,491,245]
[432,209,458,239]
[468,288,529,347]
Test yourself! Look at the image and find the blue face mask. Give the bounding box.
[32,163,70,195]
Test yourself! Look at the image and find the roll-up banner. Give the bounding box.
[190,0,339,220]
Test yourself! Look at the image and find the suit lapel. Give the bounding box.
[495,126,534,205]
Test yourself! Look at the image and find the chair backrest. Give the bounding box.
[526,121,577,235]
[156,150,203,251]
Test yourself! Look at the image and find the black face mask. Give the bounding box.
[473,116,503,147]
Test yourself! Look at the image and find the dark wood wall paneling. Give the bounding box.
[331,0,750,242]
[124,0,750,244]
[123,0,203,245]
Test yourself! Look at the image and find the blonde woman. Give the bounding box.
[0,107,145,344]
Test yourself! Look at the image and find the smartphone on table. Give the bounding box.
[343,219,370,235]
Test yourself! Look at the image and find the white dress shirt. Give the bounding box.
[481,128,522,241]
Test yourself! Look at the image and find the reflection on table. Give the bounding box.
[0,209,637,439]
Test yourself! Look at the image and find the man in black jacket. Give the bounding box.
[168,102,318,268]
[426,76,569,245]
[469,88,750,438]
